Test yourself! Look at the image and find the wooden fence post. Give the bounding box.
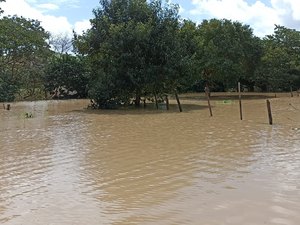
[205,85,213,117]
[238,82,243,120]
[266,99,273,125]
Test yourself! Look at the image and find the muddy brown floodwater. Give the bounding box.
[0,95,300,225]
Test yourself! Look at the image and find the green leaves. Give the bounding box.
[0,15,50,101]
[196,19,261,90]
[75,0,183,108]
[0,72,18,102]
[44,55,89,98]
[255,26,300,91]
[76,4,272,105]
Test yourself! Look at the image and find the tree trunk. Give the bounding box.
[154,93,159,110]
[135,93,141,107]
[174,90,182,112]
[165,95,169,110]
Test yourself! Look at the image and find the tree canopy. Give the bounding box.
[1,0,300,104]
[74,0,186,108]
[255,25,300,91]
[44,54,89,98]
[194,19,262,91]
[0,15,50,101]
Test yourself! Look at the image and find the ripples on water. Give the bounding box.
[0,98,299,225]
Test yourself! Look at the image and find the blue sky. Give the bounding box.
[1,0,300,37]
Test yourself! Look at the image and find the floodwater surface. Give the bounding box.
[0,96,300,225]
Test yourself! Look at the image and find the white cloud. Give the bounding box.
[189,0,300,36]
[37,3,59,11]
[271,0,300,22]
[52,0,80,8]
[4,0,300,38]
[74,19,91,34]
[1,0,75,36]
[43,15,73,35]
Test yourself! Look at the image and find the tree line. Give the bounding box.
[1,0,300,108]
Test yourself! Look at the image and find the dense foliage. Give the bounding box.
[74,0,185,108]
[0,15,50,101]
[255,25,300,91]
[44,54,89,98]
[1,0,300,105]
[195,19,262,91]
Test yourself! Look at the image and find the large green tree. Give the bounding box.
[196,19,262,91]
[74,0,185,108]
[255,25,300,91]
[44,54,89,98]
[0,16,50,101]
[176,20,203,92]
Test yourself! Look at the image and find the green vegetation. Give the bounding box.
[1,0,300,107]
[255,25,300,91]
[196,19,262,91]
[74,0,186,108]
[0,15,50,101]
[44,54,89,98]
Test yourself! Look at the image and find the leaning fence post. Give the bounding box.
[266,99,273,125]
[174,90,182,112]
[238,82,243,120]
[205,85,213,117]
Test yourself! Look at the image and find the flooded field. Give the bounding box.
[0,94,300,225]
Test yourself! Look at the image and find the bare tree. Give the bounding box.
[49,33,73,54]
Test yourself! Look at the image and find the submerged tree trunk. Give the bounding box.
[135,94,141,107]
[154,93,159,110]
[174,90,182,112]
[134,89,142,107]
[165,95,169,110]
